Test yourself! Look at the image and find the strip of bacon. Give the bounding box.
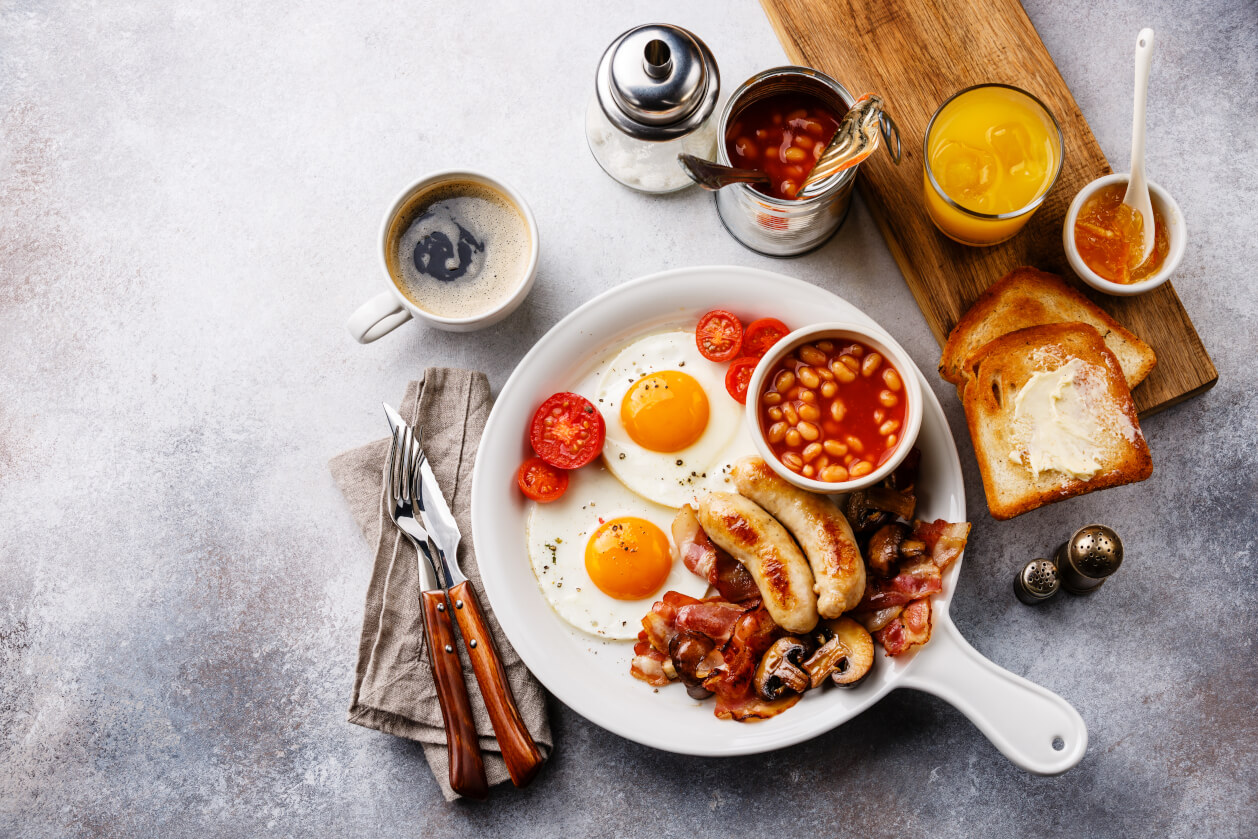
[873,598,932,656]
[715,689,802,721]
[641,591,703,655]
[707,606,796,721]
[856,564,943,612]
[704,607,782,707]
[631,632,672,686]
[913,519,971,569]
[672,505,716,581]
[674,600,747,647]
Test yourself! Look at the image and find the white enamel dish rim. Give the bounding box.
[470,265,1087,771]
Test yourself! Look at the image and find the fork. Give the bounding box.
[385,426,489,800]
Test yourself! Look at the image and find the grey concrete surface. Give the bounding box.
[2,1,1255,836]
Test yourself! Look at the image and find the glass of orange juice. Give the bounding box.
[923,84,1064,246]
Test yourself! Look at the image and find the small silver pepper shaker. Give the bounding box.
[1055,524,1123,594]
[1014,558,1060,605]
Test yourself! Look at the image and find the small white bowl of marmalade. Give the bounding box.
[1063,173,1186,296]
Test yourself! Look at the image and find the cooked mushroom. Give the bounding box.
[843,490,890,534]
[668,631,716,700]
[753,636,812,700]
[863,485,916,521]
[843,486,915,534]
[802,617,874,688]
[868,522,910,577]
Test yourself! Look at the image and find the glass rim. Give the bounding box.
[922,83,1065,221]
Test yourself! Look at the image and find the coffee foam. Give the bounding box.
[388,181,530,319]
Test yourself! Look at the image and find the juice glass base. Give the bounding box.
[923,174,1033,245]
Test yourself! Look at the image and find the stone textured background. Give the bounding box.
[2,1,1254,836]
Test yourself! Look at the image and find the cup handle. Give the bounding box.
[897,614,1088,775]
[347,291,412,343]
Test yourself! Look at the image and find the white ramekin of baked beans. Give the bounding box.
[745,323,923,492]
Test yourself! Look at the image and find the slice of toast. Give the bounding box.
[940,267,1157,388]
[960,322,1152,520]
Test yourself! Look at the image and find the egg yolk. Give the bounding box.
[585,517,673,600]
[620,370,710,453]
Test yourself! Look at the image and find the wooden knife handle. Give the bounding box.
[449,580,545,788]
[420,589,489,800]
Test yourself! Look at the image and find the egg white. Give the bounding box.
[596,331,742,508]
[525,463,710,640]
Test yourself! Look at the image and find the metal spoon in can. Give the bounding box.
[677,154,770,191]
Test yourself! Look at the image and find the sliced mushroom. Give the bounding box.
[843,490,891,535]
[868,522,910,577]
[753,636,812,701]
[668,631,716,700]
[802,617,874,688]
[863,485,916,522]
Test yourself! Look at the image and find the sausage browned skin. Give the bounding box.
[732,456,866,618]
[696,492,819,633]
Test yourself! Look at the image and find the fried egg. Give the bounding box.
[596,331,742,508]
[525,464,709,639]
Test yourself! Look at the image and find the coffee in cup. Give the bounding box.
[347,170,539,341]
[386,180,531,318]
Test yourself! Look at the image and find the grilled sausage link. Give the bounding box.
[732,456,866,618]
[697,492,819,633]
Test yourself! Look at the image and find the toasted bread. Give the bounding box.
[940,267,1156,388]
[960,322,1152,520]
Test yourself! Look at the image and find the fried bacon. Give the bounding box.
[913,519,971,569]
[631,634,672,686]
[704,607,792,721]
[675,600,747,647]
[873,598,932,656]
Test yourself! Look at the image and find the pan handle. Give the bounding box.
[898,615,1087,774]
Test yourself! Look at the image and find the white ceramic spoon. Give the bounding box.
[1124,28,1157,262]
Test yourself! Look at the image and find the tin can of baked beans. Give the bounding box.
[713,66,859,257]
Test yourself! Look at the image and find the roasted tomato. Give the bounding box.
[517,456,569,502]
[696,310,744,362]
[742,318,790,358]
[725,357,760,405]
[529,392,605,469]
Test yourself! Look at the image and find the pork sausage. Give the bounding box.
[732,456,866,618]
[696,492,819,633]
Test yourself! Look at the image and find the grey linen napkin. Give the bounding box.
[329,368,552,800]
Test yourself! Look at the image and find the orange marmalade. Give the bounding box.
[1073,184,1169,283]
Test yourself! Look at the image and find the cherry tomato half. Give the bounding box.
[517,456,569,502]
[529,392,606,469]
[725,357,760,405]
[696,310,744,362]
[742,318,791,358]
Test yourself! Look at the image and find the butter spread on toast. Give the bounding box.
[1008,358,1104,480]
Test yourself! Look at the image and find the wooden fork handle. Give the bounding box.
[449,580,545,788]
[420,589,488,800]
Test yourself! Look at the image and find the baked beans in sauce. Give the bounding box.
[758,339,906,483]
[725,93,844,201]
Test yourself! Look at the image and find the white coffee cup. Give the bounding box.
[346,170,539,341]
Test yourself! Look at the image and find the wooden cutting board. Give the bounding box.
[759,0,1215,416]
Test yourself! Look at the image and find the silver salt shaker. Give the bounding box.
[586,23,721,194]
[1014,558,1061,605]
[1056,524,1124,594]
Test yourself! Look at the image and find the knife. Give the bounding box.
[384,404,545,788]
